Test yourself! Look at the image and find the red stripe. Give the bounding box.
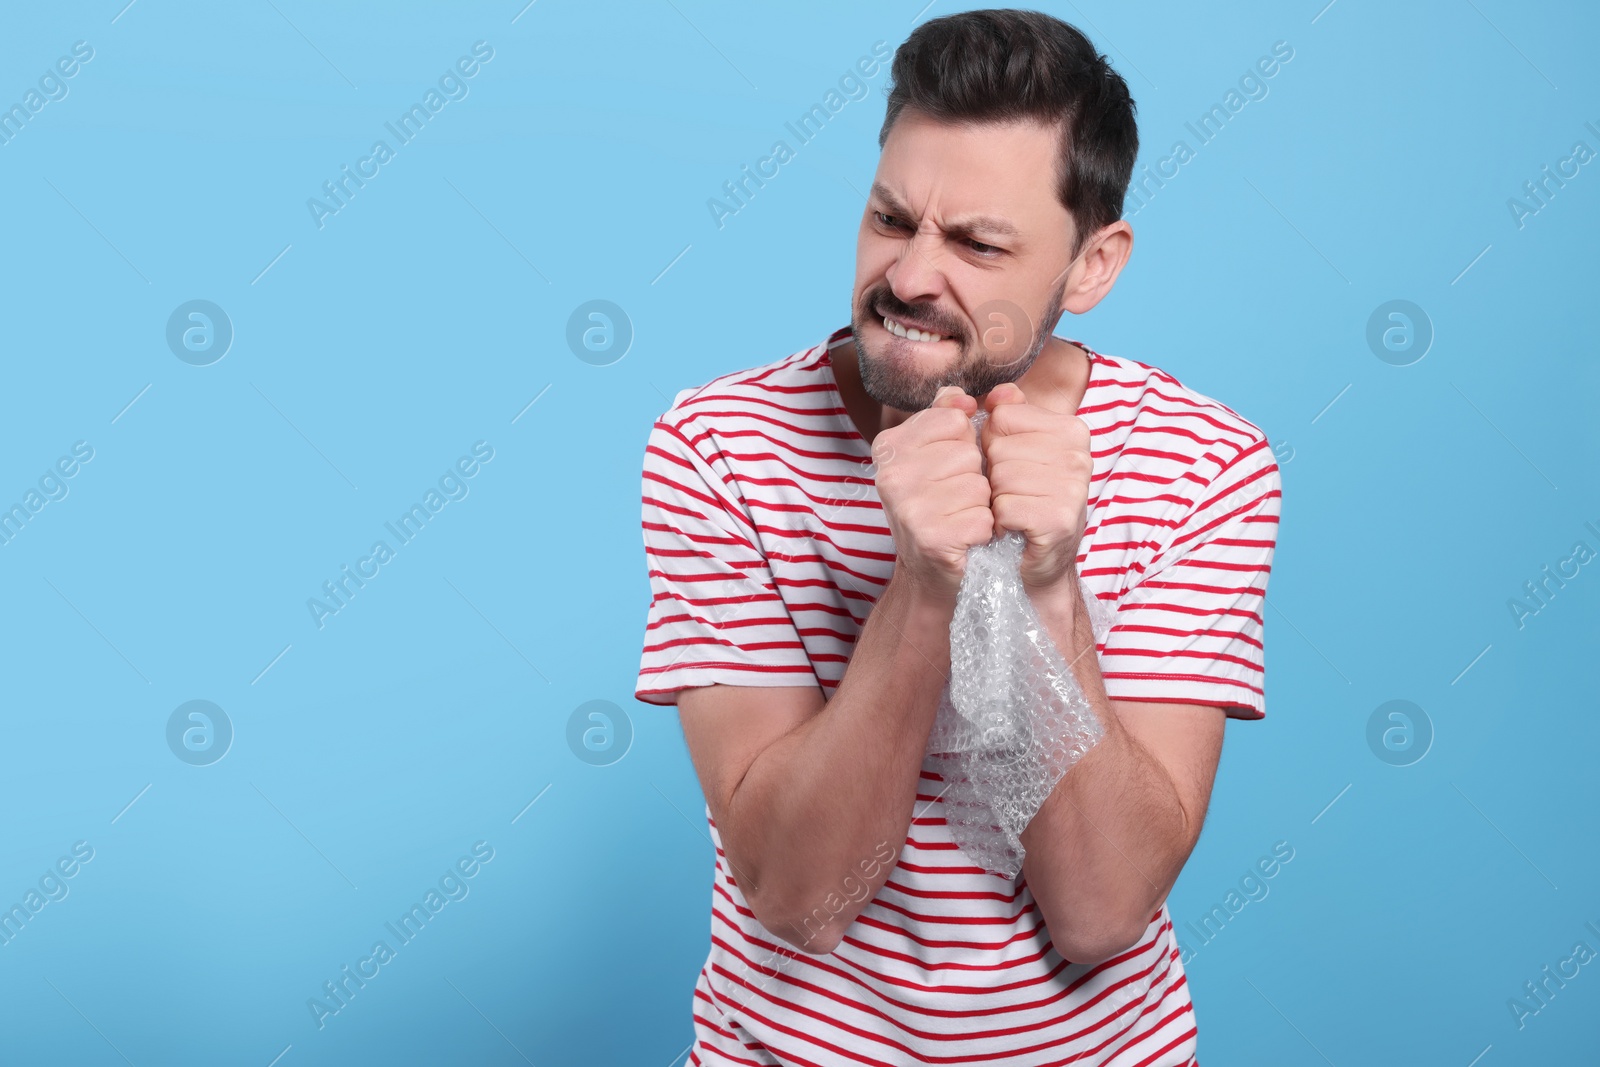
[638,660,815,680]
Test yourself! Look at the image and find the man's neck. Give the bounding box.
[831,333,1094,446]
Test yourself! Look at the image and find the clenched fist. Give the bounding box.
[872,386,995,602]
[980,381,1093,591]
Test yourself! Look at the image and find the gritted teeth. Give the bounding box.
[883,315,945,344]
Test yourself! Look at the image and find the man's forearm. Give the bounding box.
[727,570,953,954]
[1017,577,1194,964]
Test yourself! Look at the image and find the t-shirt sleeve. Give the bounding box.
[634,415,820,705]
[1096,436,1282,719]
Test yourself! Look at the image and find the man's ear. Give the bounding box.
[1061,222,1133,316]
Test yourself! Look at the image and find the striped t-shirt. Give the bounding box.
[635,326,1281,1066]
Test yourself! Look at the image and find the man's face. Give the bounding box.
[851,110,1080,413]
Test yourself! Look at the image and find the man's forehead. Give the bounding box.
[871,116,1065,234]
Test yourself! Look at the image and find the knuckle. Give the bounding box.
[935,408,968,436]
[967,511,995,544]
[955,441,986,474]
[996,495,1031,530]
[957,472,988,505]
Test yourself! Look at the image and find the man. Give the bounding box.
[635,9,1281,1065]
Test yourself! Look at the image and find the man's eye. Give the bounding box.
[967,238,1001,255]
[875,211,907,230]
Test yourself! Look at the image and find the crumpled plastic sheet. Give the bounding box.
[923,410,1113,879]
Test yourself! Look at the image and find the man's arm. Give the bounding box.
[973,379,1238,967]
[679,569,955,956]
[1017,577,1225,966]
[677,387,994,957]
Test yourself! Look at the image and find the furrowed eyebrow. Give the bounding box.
[869,183,914,221]
[869,182,1020,239]
[946,212,1018,238]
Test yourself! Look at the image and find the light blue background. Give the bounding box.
[1,1,1595,1064]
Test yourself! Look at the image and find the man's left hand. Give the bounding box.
[980,381,1094,591]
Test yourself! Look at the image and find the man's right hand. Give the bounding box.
[871,385,994,603]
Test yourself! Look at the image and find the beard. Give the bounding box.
[850,279,1068,412]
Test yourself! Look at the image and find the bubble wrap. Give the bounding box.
[922,411,1114,879]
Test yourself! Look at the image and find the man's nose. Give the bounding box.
[884,231,947,306]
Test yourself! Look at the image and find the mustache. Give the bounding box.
[864,287,965,340]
